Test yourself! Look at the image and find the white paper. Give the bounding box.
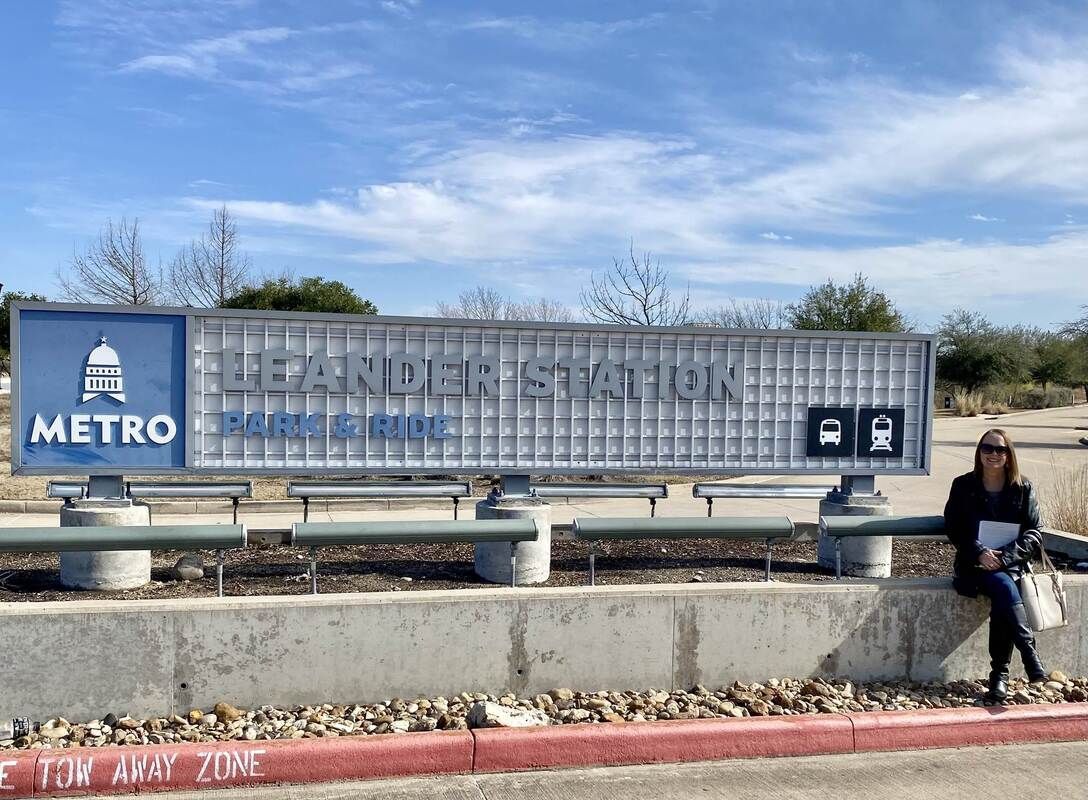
[978,521,1020,549]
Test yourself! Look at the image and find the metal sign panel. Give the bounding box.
[11,302,936,476]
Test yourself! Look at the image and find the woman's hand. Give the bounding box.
[978,549,1003,571]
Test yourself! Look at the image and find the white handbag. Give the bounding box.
[1020,547,1069,631]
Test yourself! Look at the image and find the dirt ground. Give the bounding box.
[0,537,963,602]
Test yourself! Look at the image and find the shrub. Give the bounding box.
[981,402,1010,415]
[1015,387,1047,409]
[1043,464,1088,536]
[953,390,982,417]
[1045,387,1074,407]
[1011,386,1075,409]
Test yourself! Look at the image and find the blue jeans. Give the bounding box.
[976,570,1023,615]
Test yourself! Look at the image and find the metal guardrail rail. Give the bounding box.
[46,481,85,501]
[46,481,253,523]
[571,516,796,584]
[819,514,945,579]
[531,483,668,516]
[287,480,473,521]
[291,518,541,592]
[0,524,247,596]
[692,483,835,517]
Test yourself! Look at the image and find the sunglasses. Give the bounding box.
[979,443,1010,455]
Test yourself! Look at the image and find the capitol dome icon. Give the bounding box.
[81,336,126,403]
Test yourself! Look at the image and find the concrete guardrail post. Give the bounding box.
[816,476,893,578]
[60,499,151,590]
[474,477,551,585]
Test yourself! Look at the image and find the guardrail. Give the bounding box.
[0,524,247,596]
[46,481,253,523]
[530,482,668,516]
[819,515,945,579]
[46,481,86,502]
[287,481,473,522]
[291,518,541,592]
[571,516,796,584]
[692,483,836,517]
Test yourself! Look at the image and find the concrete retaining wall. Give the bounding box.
[1,578,1084,720]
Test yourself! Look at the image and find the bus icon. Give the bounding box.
[818,418,842,446]
[870,415,893,452]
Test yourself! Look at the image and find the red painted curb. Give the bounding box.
[850,704,1088,752]
[8,705,1088,796]
[25,731,473,797]
[0,751,37,797]
[471,715,855,773]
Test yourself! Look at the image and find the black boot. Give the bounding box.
[1008,602,1048,683]
[986,612,1014,701]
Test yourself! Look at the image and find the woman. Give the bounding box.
[943,428,1049,701]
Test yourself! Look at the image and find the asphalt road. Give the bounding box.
[125,740,1088,800]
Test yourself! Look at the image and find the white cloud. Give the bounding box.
[381,1,419,18]
[209,31,1088,266]
[681,231,1088,325]
[121,54,202,76]
[458,13,667,49]
[44,9,1088,324]
[189,178,231,189]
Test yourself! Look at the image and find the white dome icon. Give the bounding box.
[87,339,121,368]
[82,336,126,403]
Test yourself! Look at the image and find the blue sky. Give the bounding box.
[2,1,1087,329]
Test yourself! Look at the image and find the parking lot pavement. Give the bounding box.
[114,740,1088,800]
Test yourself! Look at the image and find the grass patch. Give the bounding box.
[1044,463,1088,536]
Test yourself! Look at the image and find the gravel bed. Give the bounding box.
[4,673,1084,750]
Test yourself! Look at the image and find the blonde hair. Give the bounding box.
[973,428,1022,487]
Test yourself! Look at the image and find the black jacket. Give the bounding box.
[943,471,1043,597]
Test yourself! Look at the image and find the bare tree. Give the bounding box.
[703,298,787,329]
[517,297,574,323]
[580,244,691,326]
[435,286,574,322]
[57,218,161,305]
[435,286,515,320]
[169,206,251,307]
[1061,305,1088,338]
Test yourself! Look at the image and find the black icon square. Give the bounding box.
[806,407,856,458]
[856,408,905,458]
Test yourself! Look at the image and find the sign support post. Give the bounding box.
[817,475,894,578]
[87,475,125,499]
[59,474,151,590]
[476,476,552,585]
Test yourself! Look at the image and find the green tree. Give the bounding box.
[223,276,378,315]
[1031,333,1073,390]
[785,273,909,332]
[1060,306,1088,401]
[1,290,48,376]
[999,325,1042,385]
[1066,336,1088,401]
[936,309,1017,393]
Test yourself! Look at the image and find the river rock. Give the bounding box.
[214,702,244,723]
[173,555,205,581]
[467,701,550,729]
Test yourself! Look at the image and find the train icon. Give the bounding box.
[870,414,893,452]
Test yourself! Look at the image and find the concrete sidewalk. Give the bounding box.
[1,405,1084,529]
[115,740,1088,800]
